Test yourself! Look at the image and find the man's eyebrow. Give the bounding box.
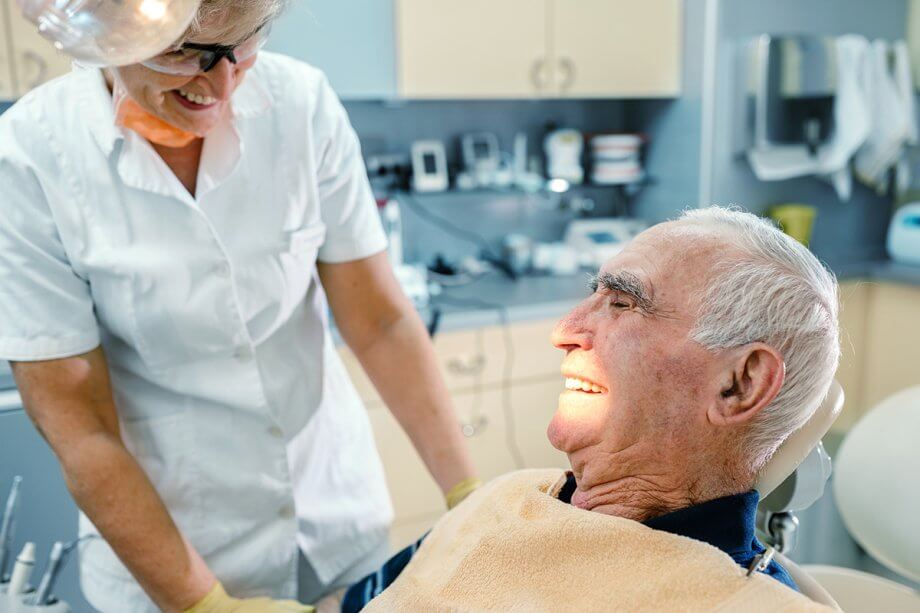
[588,271,655,311]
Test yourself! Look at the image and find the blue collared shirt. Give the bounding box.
[343,474,796,611]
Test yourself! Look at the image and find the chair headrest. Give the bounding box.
[755,380,844,499]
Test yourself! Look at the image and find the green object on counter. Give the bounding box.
[768,204,816,246]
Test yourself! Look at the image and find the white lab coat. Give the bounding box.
[0,52,393,611]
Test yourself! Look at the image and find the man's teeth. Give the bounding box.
[177,89,217,105]
[564,377,605,393]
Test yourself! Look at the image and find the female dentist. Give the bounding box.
[0,0,478,610]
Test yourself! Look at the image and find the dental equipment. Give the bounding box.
[6,543,35,596]
[0,477,22,581]
[30,542,63,606]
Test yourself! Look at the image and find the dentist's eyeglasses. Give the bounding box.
[141,25,269,76]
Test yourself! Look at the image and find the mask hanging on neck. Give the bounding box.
[110,72,200,148]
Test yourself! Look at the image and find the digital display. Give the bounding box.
[587,231,619,244]
[423,152,438,174]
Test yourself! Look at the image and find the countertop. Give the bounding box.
[420,258,920,333]
[1,259,918,397]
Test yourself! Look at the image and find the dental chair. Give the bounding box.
[754,381,920,611]
[803,385,920,611]
[753,380,843,609]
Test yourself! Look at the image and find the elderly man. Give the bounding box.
[339,207,839,611]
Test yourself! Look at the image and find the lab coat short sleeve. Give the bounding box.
[0,137,100,361]
[312,77,388,264]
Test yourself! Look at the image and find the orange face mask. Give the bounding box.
[112,77,200,148]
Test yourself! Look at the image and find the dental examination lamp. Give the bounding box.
[15,0,200,67]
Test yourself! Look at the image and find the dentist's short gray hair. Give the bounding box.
[675,206,840,474]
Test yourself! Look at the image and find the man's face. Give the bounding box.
[549,225,733,502]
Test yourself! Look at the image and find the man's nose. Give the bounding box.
[551,300,594,352]
[204,58,236,100]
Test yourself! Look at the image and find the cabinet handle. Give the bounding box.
[530,58,548,92]
[559,57,576,93]
[22,51,48,91]
[460,415,488,438]
[446,354,486,376]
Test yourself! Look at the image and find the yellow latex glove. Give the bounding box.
[184,582,315,613]
[445,477,483,510]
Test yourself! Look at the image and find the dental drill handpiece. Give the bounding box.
[0,476,23,582]
[31,541,64,606]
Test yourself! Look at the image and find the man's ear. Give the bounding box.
[708,343,785,427]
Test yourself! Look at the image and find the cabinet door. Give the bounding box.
[551,0,681,98]
[367,386,518,522]
[396,0,550,99]
[833,281,870,431]
[6,0,72,96]
[1,3,14,99]
[266,0,397,99]
[862,283,920,412]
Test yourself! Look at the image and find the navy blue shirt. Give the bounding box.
[343,474,796,611]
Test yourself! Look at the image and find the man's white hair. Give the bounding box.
[675,206,840,473]
[183,0,287,44]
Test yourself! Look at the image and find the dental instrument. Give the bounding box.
[0,477,22,581]
[6,542,35,596]
[30,542,64,606]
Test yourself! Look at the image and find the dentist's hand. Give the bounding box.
[184,582,315,613]
[445,476,483,510]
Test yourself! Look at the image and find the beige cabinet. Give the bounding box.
[396,0,682,99]
[833,280,920,433]
[4,0,72,97]
[552,0,681,98]
[1,1,14,98]
[834,281,870,431]
[861,283,920,412]
[339,315,568,548]
[396,0,549,98]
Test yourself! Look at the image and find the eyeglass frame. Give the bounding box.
[141,23,270,75]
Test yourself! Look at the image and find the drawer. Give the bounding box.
[338,317,563,407]
[510,378,570,470]
[367,385,519,522]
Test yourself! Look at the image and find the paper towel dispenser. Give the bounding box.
[742,35,838,153]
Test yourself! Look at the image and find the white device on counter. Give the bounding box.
[532,243,580,276]
[545,129,584,184]
[462,133,500,177]
[887,203,920,266]
[564,218,648,268]
[410,141,449,193]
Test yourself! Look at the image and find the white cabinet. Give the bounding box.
[3,0,72,97]
[396,0,682,99]
[396,0,549,99]
[552,0,681,98]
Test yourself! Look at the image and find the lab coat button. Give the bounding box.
[279,504,295,519]
[268,426,283,439]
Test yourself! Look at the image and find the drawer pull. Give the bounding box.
[446,354,486,376]
[460,415,488,438]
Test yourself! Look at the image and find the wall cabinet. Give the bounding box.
[396,0,682,99]
[2,0,72,98]
[0,1,14,98]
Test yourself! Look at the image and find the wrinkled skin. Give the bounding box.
[549,223,785,522]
